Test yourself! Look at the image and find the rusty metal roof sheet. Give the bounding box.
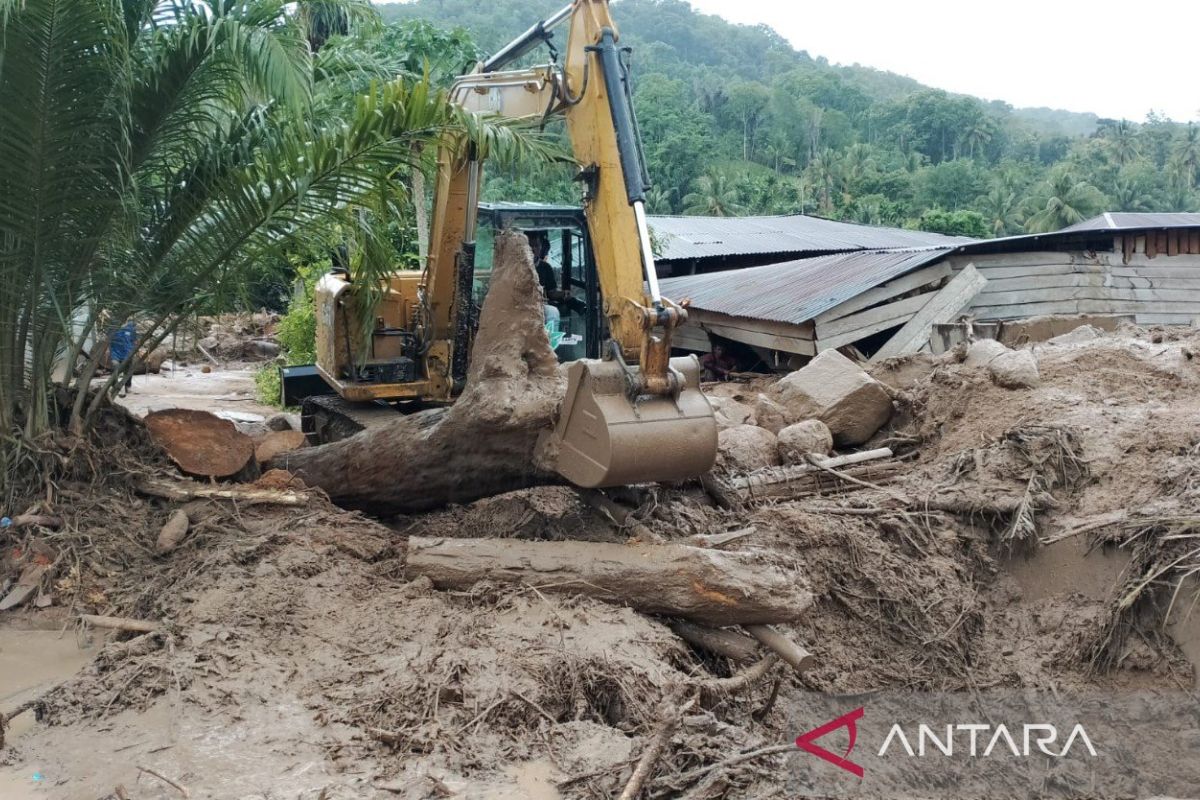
[648,214,974,262]
[659,247,951,326]
[1060,212,1200,232]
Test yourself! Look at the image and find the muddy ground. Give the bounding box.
[2,325,1200,799]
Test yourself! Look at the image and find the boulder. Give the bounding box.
[777,420,834,464]
[964,338,1010,368]
[266,412,301,432]
[249,340,281,359]
[773,350,892,447]
[709,396,756,430]
[1047,325,1102,346]
[753,393,788,435]
[717,425,780,472]
[988,349,1040,389]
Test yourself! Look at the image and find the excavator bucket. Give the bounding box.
[546,355,718,488]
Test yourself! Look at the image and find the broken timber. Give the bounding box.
[870,263,987,362]
[404,536,812,626]
[705,448,896,508]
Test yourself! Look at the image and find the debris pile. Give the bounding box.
[2,318,1199,798]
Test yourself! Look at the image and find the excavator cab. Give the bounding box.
[474,203,602,363]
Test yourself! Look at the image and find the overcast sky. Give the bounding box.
[683,0,1198,122]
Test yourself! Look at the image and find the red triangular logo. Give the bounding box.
[795,706,865,778]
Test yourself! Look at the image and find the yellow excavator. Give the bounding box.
[292,0,716,488]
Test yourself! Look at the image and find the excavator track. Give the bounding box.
[301,395,402,445]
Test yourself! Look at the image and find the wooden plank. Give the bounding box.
[971,297,1200,321]
[871,263,987,362]
[1146,234,1158,258]
[1190,232,1200,254]
[951,262,1079,280]
[950,252,1095,269]
[687,309,814,341]
[816,291,936,341]
[815,261,952,324]
[1122,234,1135,264]
[1168,230,1181,257]
[672,323,711,352]
[696,320,816,356]
[1110,265,1200,278]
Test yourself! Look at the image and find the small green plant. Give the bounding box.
[256,260,325,406]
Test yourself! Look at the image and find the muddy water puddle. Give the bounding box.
[0,626,96,797]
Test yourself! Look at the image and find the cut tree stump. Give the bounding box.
[405,536,812,626]
[145,409,253,479]
[279,231,566,514]
[254,430,307,464]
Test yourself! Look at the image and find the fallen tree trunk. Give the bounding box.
[278,231,565,514]
[405,536,812,626]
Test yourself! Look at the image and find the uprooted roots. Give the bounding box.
[937,424,1089,548]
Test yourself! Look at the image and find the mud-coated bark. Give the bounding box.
[405,536,813,626]
[279,231,566,514]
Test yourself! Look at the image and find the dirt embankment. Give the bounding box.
[2,326,1200,798]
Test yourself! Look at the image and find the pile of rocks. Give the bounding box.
[711,350,896,472]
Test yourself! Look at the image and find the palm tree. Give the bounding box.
[0,0,549,477]
[961,118,994,160]
[682,173,746,217]
[1023,168,1106,232]
[296,0,379,51]
[1111,173,1154,212]
[1106,119,1139,166]
[1170,124,1200,190]
[977,184,1021,236]
[645,186,676,214]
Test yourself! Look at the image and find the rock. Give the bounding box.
[266,412,301,432]
[1047,324,1102,346]
[773,350,892,447]
[704,383,749,399]
[753,393,788,435]
[155,510,190,555]
[255,430,308,464]
[709,396,755,429]
[777,420,833,464]
[988,349,1040,389]
[249,339,280,359]
[717,425,780,472]
[964,338,1010,368]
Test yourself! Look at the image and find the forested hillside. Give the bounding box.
[379,0,1199,237]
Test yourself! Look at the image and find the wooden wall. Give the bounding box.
[948,239,1200,325]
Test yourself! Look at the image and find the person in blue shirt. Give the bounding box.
[109,320,137,396]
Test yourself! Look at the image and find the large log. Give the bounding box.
[405,536,813,626]
[278,231,566,514]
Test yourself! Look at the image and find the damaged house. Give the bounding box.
[660,212,1200,366]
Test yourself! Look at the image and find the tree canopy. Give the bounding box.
[379,0,1200,234]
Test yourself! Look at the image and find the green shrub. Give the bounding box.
[256,261,325,406]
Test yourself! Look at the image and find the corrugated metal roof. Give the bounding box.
[649,213,973,262]
[1060,212,1200,232]
[659,247,951,326]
